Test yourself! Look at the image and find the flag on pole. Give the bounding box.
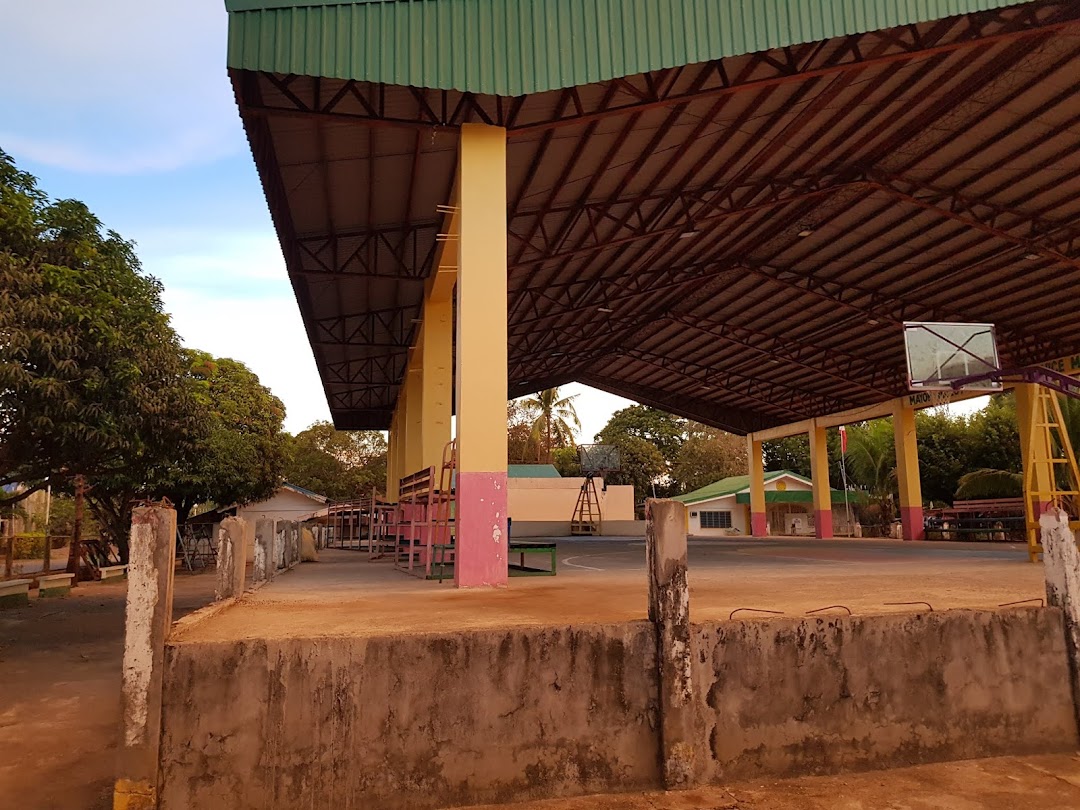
[839,425,848,455]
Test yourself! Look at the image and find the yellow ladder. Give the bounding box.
[1023,385,1080,561]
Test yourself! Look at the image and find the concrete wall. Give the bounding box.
[508,477,635,523]
[158,608,1077,809]
[510,519,646,538]
[694,609,1078,780]
[159,624,660,810]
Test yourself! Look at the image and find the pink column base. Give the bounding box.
[751,512,767,537]
[815,510,833,539]
[900,505,925,542]
[455,471,509,588]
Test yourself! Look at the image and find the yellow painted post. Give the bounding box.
[455,123,509,587]
[404,364,424,476]
[386,416,399,502]
[419,300,453,469]
[747,435,767,536]
[892,403,924,541]
[809,421,833,539]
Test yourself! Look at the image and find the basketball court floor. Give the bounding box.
[176,538,1046,644]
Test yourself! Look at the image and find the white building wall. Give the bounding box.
[687,494,746,537]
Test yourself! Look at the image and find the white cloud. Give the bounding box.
[1,2,240,174]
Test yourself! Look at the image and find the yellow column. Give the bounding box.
[809,421,833,539]
[748,435,767,536]
[386,415,399,502]
[1016,384,1054,551]
[892,403,924,541]
[403,364,423,475]
[419,299,453,469]
[455,123,509,587]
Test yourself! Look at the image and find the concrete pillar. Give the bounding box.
[253,518,274,583]
[386,419,400,502]
[646,498,702,789]
[215,516,247,600]
[893,404,925,541]
[809,422,832,539]
[404,364,424,475]
[114,505,176,810]
[1040,508,1080,726]
[287,521,300,568]
[455,123,509,588]
[747,435,767,536]
[420,299,453,469]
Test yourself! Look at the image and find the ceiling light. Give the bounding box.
[410,318,424,324]
[868,318,880,326]
[678,228,700,239]
[1024,253,1040,261]
[598,307,614,313]
[797,228,815,238]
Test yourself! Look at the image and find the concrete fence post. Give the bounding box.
[287,521,300,568]
[114,505,176,810]
[645,498,702,790]
[215,516,247,600]
[254,519,274,583]
[1041,507,1080,725]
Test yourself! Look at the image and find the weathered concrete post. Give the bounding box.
[645,498,702,790]
[287,521,300,568]
[215,516,247,600]
[114,504,176,810]
[254,518,274,583]
[1041,507,1080,725]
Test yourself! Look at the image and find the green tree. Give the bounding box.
[507,400,539,464]
[86,351,288,557]
[0,150,198,510]
[763,435,811,478]
[520,387,580,463]
[595,406,686,469]
[551,446,582,478]
[672,423,748,492]
[915,408,972,505]
[600,434,667,506]
[284,421,387,500]
[844,418,897,533]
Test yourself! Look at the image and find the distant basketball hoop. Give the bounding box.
[903,322,1002,392]
[578,444,621,475]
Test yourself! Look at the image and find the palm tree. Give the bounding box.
[522,388,581,464]
[845,419,897,533]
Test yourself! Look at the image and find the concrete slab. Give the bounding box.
[173,537,1046,643]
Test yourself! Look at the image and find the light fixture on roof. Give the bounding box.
[410,318,424,324]
[598,306,614,313]
[1024,253,1040,261]
[868,318,880,326]
[678,227,701,239]
[797,228,815,238]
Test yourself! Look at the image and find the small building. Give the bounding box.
[189,483,329,552]
[674,471,858,537]
[506,464,640,537]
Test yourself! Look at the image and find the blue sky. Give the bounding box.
[1,1,633,437]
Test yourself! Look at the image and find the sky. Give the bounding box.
[0,1,633,439]
[1,2,983,442]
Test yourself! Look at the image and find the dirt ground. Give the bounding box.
[456,754,1080,809]
[0,570,217,810]
[178,539,1048,642]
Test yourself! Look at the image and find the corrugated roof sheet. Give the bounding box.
[225,0,1029,95]
[673,470,789,504]
[508,464,562,478]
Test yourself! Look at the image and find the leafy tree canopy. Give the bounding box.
[594,405,686,465]
[672,423,748,492]
[0,149,196,506]
[284,420,387,500]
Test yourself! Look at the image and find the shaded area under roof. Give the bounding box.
[228,0,1080,433]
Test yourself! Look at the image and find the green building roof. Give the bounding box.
[674,469,862,506]
[225,0,1028,96]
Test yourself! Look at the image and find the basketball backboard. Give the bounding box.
[903,322,1001,391]
[578,444,621,474]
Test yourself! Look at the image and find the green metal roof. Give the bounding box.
[508,464,562,479]
[225,0,1029,96]
[673,470,789,504]
[734,490,864,505]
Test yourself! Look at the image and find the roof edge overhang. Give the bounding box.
[225,0,1032,96]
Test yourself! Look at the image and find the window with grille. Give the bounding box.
[699,511,732,529]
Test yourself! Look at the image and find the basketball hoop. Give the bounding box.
[578,444,621,476]
[903,322,1001,392]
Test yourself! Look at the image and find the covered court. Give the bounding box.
[173,536,1045,643]
[226,0,1080,584]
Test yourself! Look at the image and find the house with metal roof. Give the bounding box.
[674,470,858,537]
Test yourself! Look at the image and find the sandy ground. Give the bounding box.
[0,570,217,810]
[177,537,1048,642]
[455,754,1080,809]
